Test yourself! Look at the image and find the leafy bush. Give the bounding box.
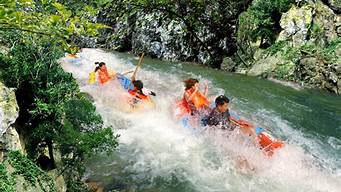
[0,163,15,192]
[0,33,118,192]
[8,151,57,191]
[238,0,295,48]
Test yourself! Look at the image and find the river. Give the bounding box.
[61,48,341,192]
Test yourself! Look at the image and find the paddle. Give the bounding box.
[131,52,145,81]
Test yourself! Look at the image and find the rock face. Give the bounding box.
[248,52,284,76]
[0,81,67,192]
[0,82,18,136]
[324,0,341,13]
[278,5,313,47]
[245,0,341,94]
[0,81,21,161]
[92,1,243,68]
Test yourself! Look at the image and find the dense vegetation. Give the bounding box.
[0,0,118,191]
[236,0,295,66]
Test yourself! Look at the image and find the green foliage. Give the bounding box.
[0,0,109,53]
[0,35,118,191]
[8,151,56,191]
[0,163,15,192]
[0,0,119,191]
[274,62,296,80]
[237,0,295,54]
[283,46,301,63]
[266,41,288,55]
[58,97,119,176]
[310,23,324,39]
[321,37,341,63]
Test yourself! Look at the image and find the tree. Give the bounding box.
[0,0,108,53]
[0,0,119,190]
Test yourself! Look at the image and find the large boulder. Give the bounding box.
[221,57,237,71]
[0,81,22,162]
[312,0,339,46]
[0,82,18,136]
[248,52,283,76]
[278,5,313,47]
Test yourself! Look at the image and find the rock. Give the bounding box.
[48,169,67,192]
[3,127,23,152]
[336,15,341,35]
[326,0,341,13]
[248,52,283,76]
[299,57,318,70]
[0,81,22,162]
[312,1,338,45]
[335,64,341,74]
[221,57,237,71]
[0,82,18,136]
[278,5,313,47]
[86,180,104,192]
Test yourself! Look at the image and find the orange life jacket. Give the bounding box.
[185,89,209,110]
[174,98,192,119]
[98,66,111,84]
[128,89,148,100]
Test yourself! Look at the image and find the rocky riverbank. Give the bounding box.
[79,0,340,94]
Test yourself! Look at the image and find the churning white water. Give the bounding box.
[60,48,341,192]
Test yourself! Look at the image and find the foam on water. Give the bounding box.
[61,49,341,192]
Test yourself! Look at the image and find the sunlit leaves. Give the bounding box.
[0,0,108,53]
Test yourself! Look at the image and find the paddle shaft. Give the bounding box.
[131,52,145,80]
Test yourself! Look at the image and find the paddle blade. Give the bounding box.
[88,72,96,84]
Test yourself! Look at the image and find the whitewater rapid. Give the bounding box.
[61,48,341,192]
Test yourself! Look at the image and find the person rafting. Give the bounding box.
[183,78,210,116]
[126,53,156,109]
[88,62,116,85]
[204,95,257,139]
[96,62,114,84]
[204,95,236,131]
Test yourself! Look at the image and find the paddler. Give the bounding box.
[204,95,257,138]
[182,78,210,116]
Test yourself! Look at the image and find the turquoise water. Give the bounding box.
[62,49,341,192]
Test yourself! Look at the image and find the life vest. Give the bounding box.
[185,89,209,110]
[174,98,192,119]
[67,54,77,58]
[98,66,111,84]
[128,89,148,100]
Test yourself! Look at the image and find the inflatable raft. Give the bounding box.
[174,99,284,156]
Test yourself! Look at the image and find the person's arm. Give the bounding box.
[122,70,134,75]
[185,87,198,101]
